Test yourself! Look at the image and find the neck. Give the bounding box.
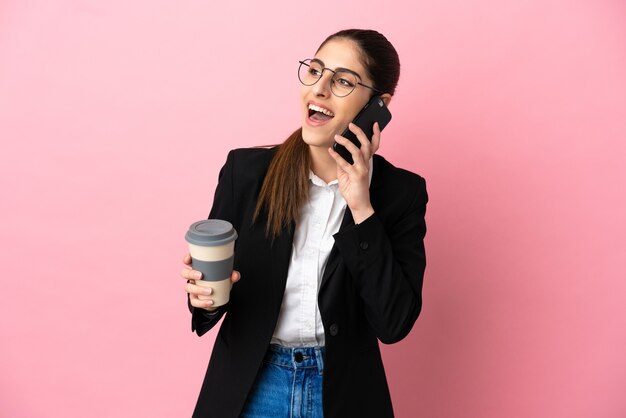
[309,145,337,183]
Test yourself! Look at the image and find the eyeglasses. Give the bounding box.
[298,59,382,98]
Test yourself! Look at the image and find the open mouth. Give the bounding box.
[308,103,335,122]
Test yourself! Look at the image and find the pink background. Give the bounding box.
[1,0,625,417]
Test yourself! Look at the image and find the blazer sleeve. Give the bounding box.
[188,150,236,337]
[333,176,428,344]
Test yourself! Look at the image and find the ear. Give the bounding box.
[380,93,392,107]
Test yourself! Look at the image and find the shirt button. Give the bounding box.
[329,323,339,336]
[360,241,369,250]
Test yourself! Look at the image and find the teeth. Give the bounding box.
[308,104,334,117]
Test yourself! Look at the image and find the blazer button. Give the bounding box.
[359,241,369,250]
[329,323,339,336]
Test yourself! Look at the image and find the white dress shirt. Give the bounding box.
[271,160,373,347]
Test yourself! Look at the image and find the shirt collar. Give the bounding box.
[309,158,374,187]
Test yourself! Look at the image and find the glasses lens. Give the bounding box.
[298,60,322,86]
[331,70,358,97]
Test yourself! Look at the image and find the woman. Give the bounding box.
[181,29,428,418]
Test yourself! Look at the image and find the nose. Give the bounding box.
[312,70,332,97]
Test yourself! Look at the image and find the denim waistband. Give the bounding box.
[264,344,326,374]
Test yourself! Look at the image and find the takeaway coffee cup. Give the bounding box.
[185,219,238,307]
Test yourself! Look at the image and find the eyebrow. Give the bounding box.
[310,58,363,80]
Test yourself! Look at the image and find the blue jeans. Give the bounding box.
[240,344,325,418]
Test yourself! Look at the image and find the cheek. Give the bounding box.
[346,92,371,117]
[340,102,366,124]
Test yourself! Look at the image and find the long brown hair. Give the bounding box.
[253,128,310,238]
[254,29,400,238]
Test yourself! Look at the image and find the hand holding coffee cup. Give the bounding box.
[184,220,238,308]
[183,258,240,311]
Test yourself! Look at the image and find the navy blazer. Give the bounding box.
[189,147,428,418]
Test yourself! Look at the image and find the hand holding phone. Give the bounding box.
[332,95,392,164]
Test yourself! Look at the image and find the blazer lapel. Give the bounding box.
[270,223,295,306]
[319,156,385,295]
[319,208,354,294]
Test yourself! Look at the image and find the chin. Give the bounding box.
[301,127,334,148]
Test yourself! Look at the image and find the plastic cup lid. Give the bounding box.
[185,219,238,246]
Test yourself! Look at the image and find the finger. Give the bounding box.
[181,267,203,280]
[334,134,365,166]
[348,123,371,156]
[231,270,241,283]
[328,147,348,175]
[183,253,192,265]
[341,126,369,166]
[187,283,217,310]
[185,281,213,297]
[328,145,355,172]
[189,293,216,310]
[371,122,381,154]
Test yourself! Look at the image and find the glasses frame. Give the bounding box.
[298,59,383,97]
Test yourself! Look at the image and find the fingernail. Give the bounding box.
[205,288,213,295]
[206,300,214,306]
[195,272,202,279]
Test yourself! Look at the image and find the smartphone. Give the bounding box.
[332,95,392,164]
